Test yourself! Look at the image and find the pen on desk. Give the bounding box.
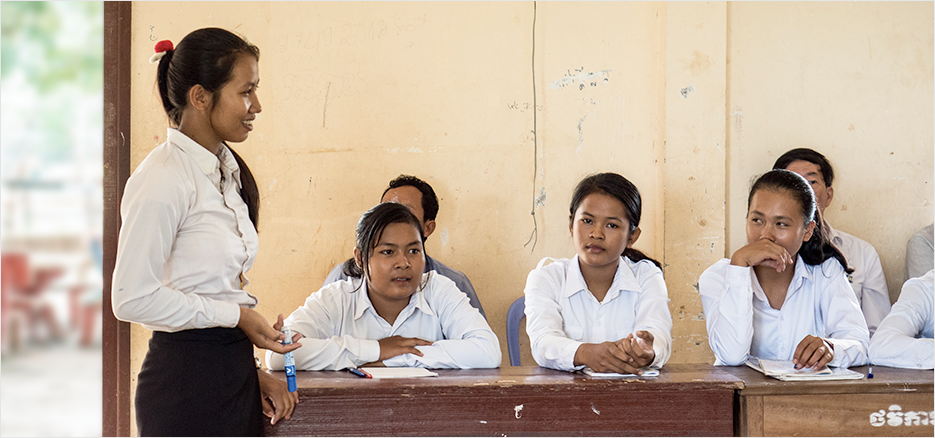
[867,366,873,379]
[348,367,372,379]
[282,328,297,392]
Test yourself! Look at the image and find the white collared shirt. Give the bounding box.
[827,223,891,336]
[112,128,259,332]
[870,270,934,369]
[266,272,500,370]
[699,257,870,367]
[523,255,672,372]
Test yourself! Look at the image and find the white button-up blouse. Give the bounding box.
[112,128,259,332]
[524,255,673,372]
[699,256,870,368]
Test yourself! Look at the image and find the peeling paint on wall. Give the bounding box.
[576,114,588,153]
[680,84,695,98]
[547,68,611,90]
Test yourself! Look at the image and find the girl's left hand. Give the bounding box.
[793,335,834,370]
[257,370,298,425]
[617,331,656,368]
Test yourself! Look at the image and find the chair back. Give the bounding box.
[506,296,526,366]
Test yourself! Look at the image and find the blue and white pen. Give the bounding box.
[282,328,297,392]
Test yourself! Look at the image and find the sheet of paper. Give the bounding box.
[582,367,660,378]
[360,367,439,378]
[758,358,832,376]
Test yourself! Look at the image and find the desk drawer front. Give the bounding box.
[746,392,934,437]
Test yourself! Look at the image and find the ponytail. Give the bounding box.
[623,248,662,270]
[155,48,178,125]
[227,146,259,230]
[798,208,853,274]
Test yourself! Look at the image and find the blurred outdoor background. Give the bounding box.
[1,1,104,436]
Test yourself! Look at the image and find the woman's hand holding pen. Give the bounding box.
[730,239,793,273]
[617,331,656,368]
[257,370,298,425]
[238,308,302,354]
[378,335,433,361]
[574,342,644,375]
[793,335,834,370]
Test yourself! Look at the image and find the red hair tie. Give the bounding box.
[149,40,174,64]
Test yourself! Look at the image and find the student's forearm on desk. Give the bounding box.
[385,332,501,369]
[266,336,381,371]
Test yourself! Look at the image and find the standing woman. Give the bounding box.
[112,28,300,436]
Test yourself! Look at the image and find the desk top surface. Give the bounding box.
[272,363,933,395]
[724,364,934,395]
[281,363,744,391]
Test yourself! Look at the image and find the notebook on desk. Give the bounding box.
[745,358,864,381]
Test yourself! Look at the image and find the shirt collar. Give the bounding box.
[565,255,643,300]
[824,221,843,246]
[351,273,435,321]
[167,128,219,176]
[167,128,242,190]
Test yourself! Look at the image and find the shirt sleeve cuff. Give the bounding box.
[217,302,242,328]
[727,264,751,289]
[562,341,585,371]
[359,339,381,364]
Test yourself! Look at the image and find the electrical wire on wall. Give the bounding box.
[524,1,539,252]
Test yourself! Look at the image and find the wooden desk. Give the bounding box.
[726,365,934,437]
[264,364,742,436]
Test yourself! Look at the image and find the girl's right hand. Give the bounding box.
[730,239,793,273]
[574,342,644,375]
[377,335,433,361]
[238,307,302,354]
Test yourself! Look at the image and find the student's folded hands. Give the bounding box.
[617,331,656,368]
[575,341,644,375]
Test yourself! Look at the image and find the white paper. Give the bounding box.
[582,367,660,378]
[360,367,439,379]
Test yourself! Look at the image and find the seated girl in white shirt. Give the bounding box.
[524,173,672,375]
[869,269,934,369]
[699,169,870,369]
[267,202,500,370]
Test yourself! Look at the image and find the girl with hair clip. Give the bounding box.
[698,169,869,369]
[266,202,500,371]
[524,173,672,375]
[112,28,300,436]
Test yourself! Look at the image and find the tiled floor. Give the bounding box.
[1,343,102,437]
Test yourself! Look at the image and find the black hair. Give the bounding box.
[154,27,261,229]
[383,175,439,222]
[341,203,428,292]
[748,169,852,273]
[772,148,835,187]
[569,172,661,269]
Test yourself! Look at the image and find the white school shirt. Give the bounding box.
[112,128,258,332]
[523,255,672,372]
[827,223,891,336]
[698,257,870,368]
[266,272,501,370]
[869,270,934,369]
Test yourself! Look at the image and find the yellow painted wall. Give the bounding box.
[125,1,933,433]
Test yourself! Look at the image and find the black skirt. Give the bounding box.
[135,327,264,437]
